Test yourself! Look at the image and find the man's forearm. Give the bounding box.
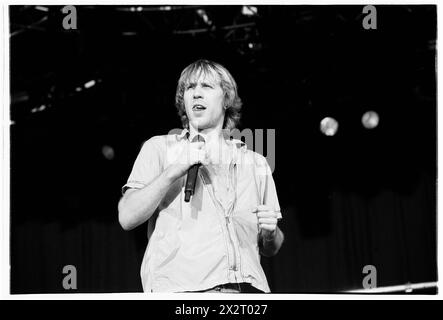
[118,168,176,231]
[260,226,284,257]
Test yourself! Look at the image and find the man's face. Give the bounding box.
[183,71,225,131]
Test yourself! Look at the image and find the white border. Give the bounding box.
[1,1,441,300]
[1,3,10,299]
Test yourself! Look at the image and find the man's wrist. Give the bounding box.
[163,166,179,184]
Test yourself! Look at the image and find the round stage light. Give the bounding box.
[362,111,379,129]
[320,117,339,136]
[102,145,115,160]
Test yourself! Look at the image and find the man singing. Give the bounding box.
[118,59,284,293]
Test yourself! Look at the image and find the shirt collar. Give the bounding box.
[177,128,245,146]
[177,128,190,141]
[176,128,247,163]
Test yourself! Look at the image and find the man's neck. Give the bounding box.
[189,125,231,166]
[189,125,223,145]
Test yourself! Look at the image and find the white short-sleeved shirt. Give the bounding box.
[122,129,282,293]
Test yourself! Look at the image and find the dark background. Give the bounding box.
[9,5,437,293]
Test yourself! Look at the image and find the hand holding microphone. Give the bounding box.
[184,135,207,202]
[164,135,208,201]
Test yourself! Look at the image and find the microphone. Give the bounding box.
[184,134,205,202]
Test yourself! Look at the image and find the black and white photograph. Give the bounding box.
[6,4,438,295]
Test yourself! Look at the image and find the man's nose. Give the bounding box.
[193,85,203,98]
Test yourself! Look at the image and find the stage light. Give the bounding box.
[84,80,96,89]
[102,145,115,160]
[197,9,212,25]
[34,6,48,12]
[12,91,29,104]
[320,117,339,136]
[30,105,46,113]
[242,6,258,16]
[362,111,379,129]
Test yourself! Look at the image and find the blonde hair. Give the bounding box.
[175,59,242,130]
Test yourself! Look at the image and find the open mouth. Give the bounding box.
[193,105,206,111]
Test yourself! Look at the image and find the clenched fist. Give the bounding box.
[253,204,278,240]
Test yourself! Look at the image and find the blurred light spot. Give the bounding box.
[197,9,211,25]
[38,105,46,111]
[160,6,171,11]
[242,6,258,16]
[12,91,29,104]
[75,87,82,92]
[362,111,379,129]
[84,80,96,89]
[102,145,115,160]
[35,6,49,12]
[320,117,339,136]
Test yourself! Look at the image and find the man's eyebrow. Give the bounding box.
[203,78,219,85]
[186,80,216,87]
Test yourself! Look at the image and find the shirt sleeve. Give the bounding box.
[257,154,282,220]
[122,136,164,195]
